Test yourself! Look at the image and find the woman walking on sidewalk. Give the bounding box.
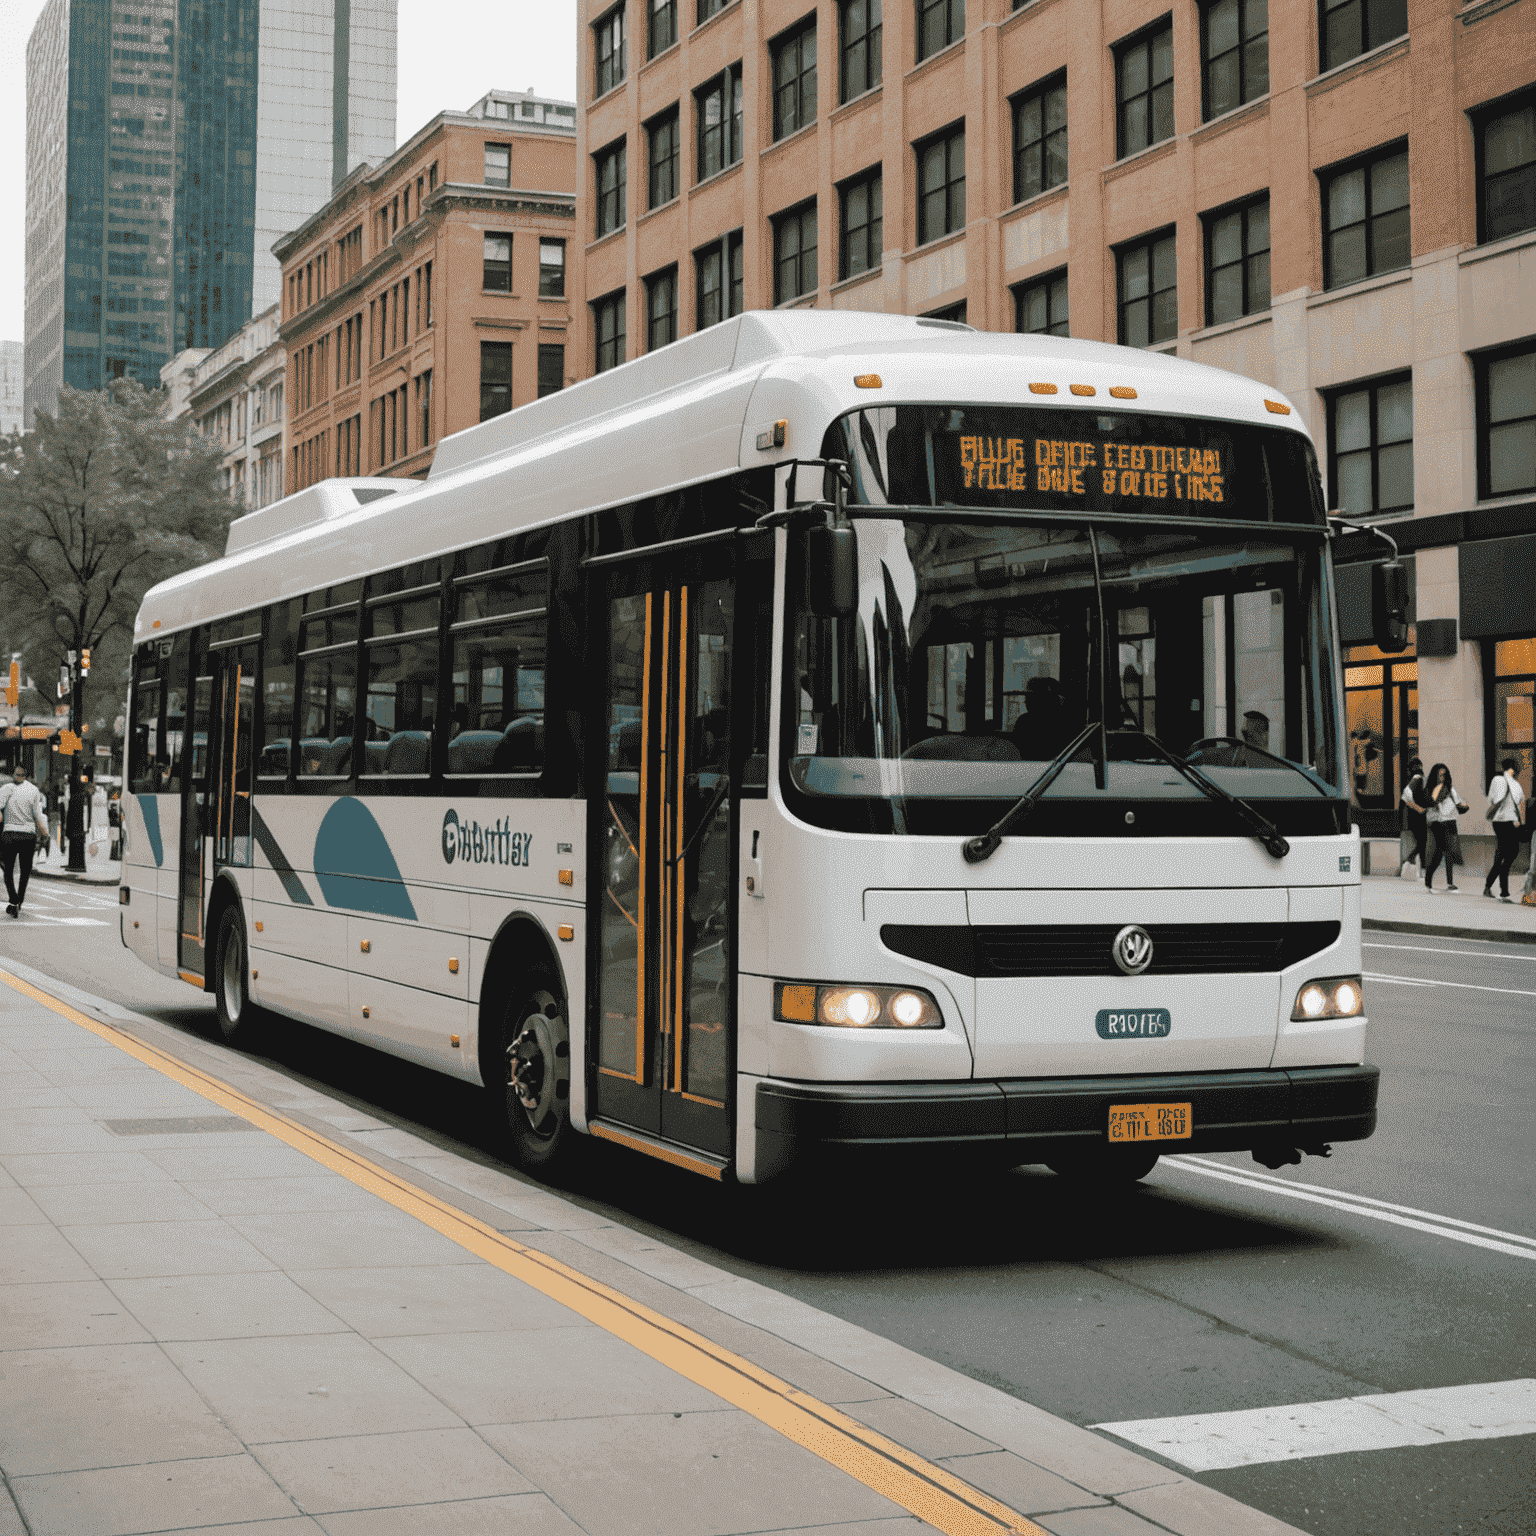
[0,764,50,917]
[1400,757,1427,873]
[1483,758,1526,903]
[1423,763,1469,893]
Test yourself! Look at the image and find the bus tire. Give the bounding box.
[496,974,571,1171]
[213,905,258,1048]
[1047,1148,1159,1184]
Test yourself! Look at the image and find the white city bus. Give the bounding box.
[121,311,1379,1185]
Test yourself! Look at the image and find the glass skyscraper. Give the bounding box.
[24,0,395,425]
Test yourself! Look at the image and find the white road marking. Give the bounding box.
[1159,1158,1536,1261]
[1094,1378,1536,1471]
[1365,970,1536,998]
[1364,941,1536,963]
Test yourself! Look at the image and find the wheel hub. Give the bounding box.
[505,996,568,1133]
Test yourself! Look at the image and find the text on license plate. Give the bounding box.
[1108,1102,1192,1143]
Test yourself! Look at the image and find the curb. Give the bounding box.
[1363,916,1536,947]
[27,864,119,886]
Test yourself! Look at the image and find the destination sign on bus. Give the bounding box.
[958,436,1226,505]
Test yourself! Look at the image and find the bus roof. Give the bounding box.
[138,311,1311,642]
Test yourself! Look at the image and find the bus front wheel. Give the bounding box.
[497,977,571,1171]
[214,906,258,1048]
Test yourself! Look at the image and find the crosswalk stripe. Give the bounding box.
[1094,1379,1536,1471]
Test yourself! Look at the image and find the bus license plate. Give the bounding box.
[1108,1102,1192,1143]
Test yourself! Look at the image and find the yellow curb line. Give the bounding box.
[0,967,1048,1536]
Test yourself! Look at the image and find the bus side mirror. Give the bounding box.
[1371,560,1409,653]
[804,525,856,617]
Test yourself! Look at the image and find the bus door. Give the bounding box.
[179,643,255,977]
[590,546,739,1161]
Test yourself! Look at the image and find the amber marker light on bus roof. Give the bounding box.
[1070,384,1096,396]
[1110,386,1138,399]
[1029,382,1058,394]
[854,374,882,389]
[1265,399,1292,414]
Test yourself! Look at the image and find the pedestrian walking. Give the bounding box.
[1482,758,1526,903]
[107,789,122,861]
[0,764,50,917]
[1400,756,1427,874]
[1422,762,1469,893]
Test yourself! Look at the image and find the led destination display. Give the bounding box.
[959,435,1227,504]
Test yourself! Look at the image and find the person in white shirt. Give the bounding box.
[1400,756,1427,870]
[1483,757,1527,903]
[0,764,50,916]
[1422,763,1469,893]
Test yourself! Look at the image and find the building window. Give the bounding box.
[1012,74,1066,205]
[1320,0,1406,74]
[1204,195,1269,323]
[595,140,627,238]
[484,142,510,187]
[1492,639,1535,812]
[646,267,679,351]
[1118,228,1177,348]
[925,301,966,323]
[1477,343,1536,500]
[648,108,681,209]
[480,342,513,423]
[916,123,965,246]
[838,168,882,280]
[595,5,627,97]
[698,0,728,20]
[696,66,743,180]
[539,239,566,298]
[696,230,744,328]
[649,0,676,58]
[1322,142,1408,289]
[483,234,512,292]
[415,371,432,448]
[1476,92,1536,245]
[916,0,963,63]
[773,201,818,303]
[1328,375,1413,518]
[1014,269,1068,335]
[1202,0,1267,120]
[538,344,565,399]
[1116,20,1174,159]
[772,18,817,142]
[839,0,882,103]
[594,290,627,373]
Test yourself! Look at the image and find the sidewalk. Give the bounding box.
[29,839,120,886]
[0,956,1307,1536]
[1362,870,1536,946]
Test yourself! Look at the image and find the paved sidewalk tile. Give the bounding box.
[315,1492,586,1535]
[59,1217,279,1279]
[0,1186,47,1224]
[0,1149,178,1187]
[0,1342,242,1475]
[227,1206,485,1270]
[254,1426,536,1514]
[12,1452,295,1536]
[0,1223,96,1285]
[0,1279,152,1349]
[844,1396,1000,1459]
[935,1450,1106,1516]
[1116,1477,1311,1536]
[179,1174,385,1217]
[109,1270,348,1341]
[1038,1507,1167,1535]
[481,1408,908,1536]
[27,1178,216,1226]
[164,1332,464,1444]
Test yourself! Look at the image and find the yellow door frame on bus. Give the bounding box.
[587,532,754,1162]
[178,636,256,979]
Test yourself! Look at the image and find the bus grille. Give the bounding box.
[879,921,1341,977]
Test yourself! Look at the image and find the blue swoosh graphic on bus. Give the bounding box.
[313,798,418,921]
[251,805,313,906]
[139,796,164,867]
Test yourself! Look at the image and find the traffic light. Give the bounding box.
[80,648,91,676]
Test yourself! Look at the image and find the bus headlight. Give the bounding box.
[1291,976,1364,1021]
[775,982,943,1029]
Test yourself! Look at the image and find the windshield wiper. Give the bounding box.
[962,721,1101,864]
[1122,731,1290,859]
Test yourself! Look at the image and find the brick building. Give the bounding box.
[574,0,1535,854]
[275,90,577,489]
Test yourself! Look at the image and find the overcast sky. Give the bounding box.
[0,0,577,346]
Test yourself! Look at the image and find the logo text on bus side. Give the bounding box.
[441,809,532,867]
[958,436,1225,503]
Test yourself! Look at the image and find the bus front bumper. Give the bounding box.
[753,1065,1379,1179]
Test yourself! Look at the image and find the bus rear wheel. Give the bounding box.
[1047,1148,1159,1184]
[496,976,571,1171]
[214,905,259,1048]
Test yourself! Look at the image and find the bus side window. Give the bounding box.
[363,569,441,781]
[447,558,548,781]
[261,600,300,783]
[129,644,163,795]
[297,585,361,779]
[162,631,190,793]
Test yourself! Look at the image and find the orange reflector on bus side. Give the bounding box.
[558,869,574,886]
[1265,399,1292,414]
[854,374,882,389]
[1109,386,1137,399]
[777,984,817,1022]
[1070,384,1095,396]
[1029,382,1058,394]
[558,925,574,942]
